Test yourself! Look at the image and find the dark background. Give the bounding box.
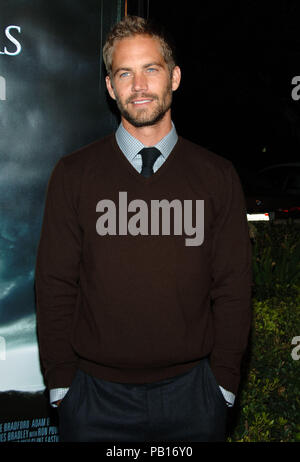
[128,0,300,175]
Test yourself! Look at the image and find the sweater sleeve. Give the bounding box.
[35,159,82,389]
[209,162,252,395]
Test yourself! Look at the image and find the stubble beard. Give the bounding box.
[114,80,173,128]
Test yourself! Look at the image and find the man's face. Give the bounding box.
[105,35,181,128]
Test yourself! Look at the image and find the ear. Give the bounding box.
[171,66,181,92]
[105,75,116,100]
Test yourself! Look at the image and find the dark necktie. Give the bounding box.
[139,147,161,178]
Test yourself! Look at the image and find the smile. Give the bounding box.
[132,99,152,105]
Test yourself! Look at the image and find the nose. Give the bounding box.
[132,72,148,92]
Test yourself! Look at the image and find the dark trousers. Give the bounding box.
[58,358,228,442]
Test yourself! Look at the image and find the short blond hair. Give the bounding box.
[103,15,176,78]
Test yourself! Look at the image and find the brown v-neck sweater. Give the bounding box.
[35,134,252,394]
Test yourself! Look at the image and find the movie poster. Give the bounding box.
[0,0,123,443]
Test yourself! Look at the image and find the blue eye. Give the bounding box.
[119,71,130,78]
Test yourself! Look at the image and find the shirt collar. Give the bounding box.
[115,121,178,163]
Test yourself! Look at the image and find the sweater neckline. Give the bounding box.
[110,134,182,185]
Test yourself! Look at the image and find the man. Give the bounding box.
[35,15,252,442]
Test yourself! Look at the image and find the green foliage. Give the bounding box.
[250,222,300,300]
[226,222,300,442]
